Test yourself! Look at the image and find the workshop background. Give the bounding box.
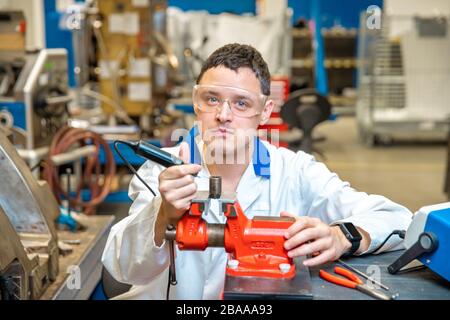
[0,0,449,300]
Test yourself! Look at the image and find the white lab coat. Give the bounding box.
[101,138,412,300]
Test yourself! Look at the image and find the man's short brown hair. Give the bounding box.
[196,43,271,96]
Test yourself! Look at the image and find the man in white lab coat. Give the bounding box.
[102,43,412,299]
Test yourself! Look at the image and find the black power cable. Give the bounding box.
[360,229,406,256]
[113,141,156,197]
[113,140,175,300]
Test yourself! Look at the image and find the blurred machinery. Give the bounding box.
[322,27,358,109]
[291,24,358,110]
[95,0,177,130]
[357,12,450,145]
[58,1,97,90]
[167,6,292,85]
[290,24,314,92]
[0,131,59,300]
[0,11,70,150]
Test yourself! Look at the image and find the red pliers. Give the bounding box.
[319,266,392,300]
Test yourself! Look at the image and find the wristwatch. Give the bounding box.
[333,222,362,257]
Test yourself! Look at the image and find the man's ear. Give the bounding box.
[259,99,275,126]
[193,105,200,116]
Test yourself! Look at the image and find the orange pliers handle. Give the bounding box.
[319,266,363,289]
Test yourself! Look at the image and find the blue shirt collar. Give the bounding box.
[181,125,270,179]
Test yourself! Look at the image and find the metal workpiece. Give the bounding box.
[209,176,222,198]
[209,176,238,205]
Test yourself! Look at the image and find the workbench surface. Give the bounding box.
[311,251,450,300]
[40,221,449,300]
[40,215,115,300]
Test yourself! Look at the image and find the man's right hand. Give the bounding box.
[155,142,201,246]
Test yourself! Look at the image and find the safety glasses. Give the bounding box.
[193,84,268,118]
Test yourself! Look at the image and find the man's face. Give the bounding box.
[194,66,273,165]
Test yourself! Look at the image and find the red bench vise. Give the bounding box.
[165,176,296,280]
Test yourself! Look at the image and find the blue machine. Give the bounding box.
[389,202,450,282]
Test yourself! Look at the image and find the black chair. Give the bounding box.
[101,266,132,299]
[280,88,332,156]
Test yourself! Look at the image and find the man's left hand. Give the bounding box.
[281,212,364,267]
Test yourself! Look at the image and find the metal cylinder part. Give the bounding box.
[207,223,225,247]
[209,176,222,199]
[165,224,176,241]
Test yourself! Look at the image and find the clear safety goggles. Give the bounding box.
[193,84,268,118]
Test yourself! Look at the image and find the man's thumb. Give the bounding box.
[178,141,191,164]
[280,211,296,219]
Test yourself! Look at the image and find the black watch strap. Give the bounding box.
[346,237,360,257]
[334,222,362,257]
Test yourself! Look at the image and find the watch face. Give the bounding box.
[343,223,362,241]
